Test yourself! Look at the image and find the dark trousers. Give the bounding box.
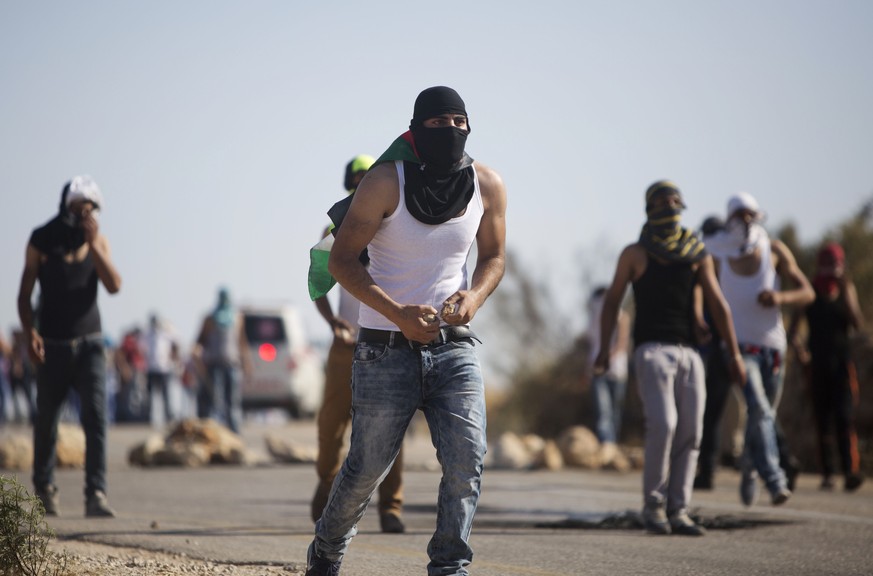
[33,335,108,497]
[811,354,860,478]
[697,348,731,479]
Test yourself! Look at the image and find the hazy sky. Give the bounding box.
[2,1,871,358]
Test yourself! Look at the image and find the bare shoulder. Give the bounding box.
[618,243,648,281]
[770,238,798,268]
[472,161,504,193]
[472,161,506,211]
[351,162,399,217]
[622,243,647,264]
[95,233,112,251]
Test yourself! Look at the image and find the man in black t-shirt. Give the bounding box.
[17,175,122,518]
[596,180,745,537]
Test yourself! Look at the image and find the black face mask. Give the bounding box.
[411,126,468,173]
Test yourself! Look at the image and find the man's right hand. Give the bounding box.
[395,305,442,344]
[28,328,45,364]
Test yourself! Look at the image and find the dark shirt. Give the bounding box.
[806,291,851,358]
[36,251,102,339]
[632,254,696,347]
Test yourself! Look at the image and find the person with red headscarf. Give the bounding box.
[789,241,865,491]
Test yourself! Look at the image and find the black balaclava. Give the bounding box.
[404,86,476,225]
[29,182,87,256]
[410,86,471,172]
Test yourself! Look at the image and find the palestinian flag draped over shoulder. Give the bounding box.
[307,151,390,300]
[373,131,419,166]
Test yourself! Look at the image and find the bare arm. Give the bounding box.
[593,244,641,374]
[91,239,122,294]
[841,280,864,331]
[17,243,45,364]
[612,309,631,356]
[442,162,507,326]
[315,295,355,343]
[759,239,813,308]
[786,307,812,365]
[698,255,747,385]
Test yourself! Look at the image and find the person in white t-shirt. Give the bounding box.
[707,192,814,507]
[143,313,180,426]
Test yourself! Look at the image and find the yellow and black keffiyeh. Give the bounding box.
[639,206,707,263]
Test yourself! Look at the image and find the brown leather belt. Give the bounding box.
[358,326,480,349]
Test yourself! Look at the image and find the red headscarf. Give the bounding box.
[813,242,845,296]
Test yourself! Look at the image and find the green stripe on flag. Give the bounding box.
[308,234,336,300]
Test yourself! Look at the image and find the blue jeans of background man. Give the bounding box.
[591,373,627,444]
[740,346,788,495]
[312,338,486,576]
[33,334,108,498]
[206,362,242,433]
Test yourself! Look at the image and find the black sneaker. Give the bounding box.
[669,512,706,537]
[693,474,713,490]
[306,542,342,576]
[783,461,800,492]
[35,485,60,517]
[845,474,864,492]
[642,502,670,535]
[85,491,116,518]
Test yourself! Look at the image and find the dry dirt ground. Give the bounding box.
[49,539,305,576]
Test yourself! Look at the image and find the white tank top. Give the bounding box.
[358,161,483,331]
[717,236,786,350]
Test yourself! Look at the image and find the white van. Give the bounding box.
[239,304,324,418]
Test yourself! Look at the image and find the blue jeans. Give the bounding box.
[314,339,486,576]
[33,334,108,497]
[205,363,242,433]
[591,373,627,444]
[740,346,787,494]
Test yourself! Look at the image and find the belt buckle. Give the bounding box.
[409,328,446,350]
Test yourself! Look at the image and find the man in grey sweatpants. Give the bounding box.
[595,180,745,536]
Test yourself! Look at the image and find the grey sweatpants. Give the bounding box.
[634,342,706,515]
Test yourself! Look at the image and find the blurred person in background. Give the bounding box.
[195,287,251,433]
[693,216,737,490]
[8,328,38,424]
[143,313,181,427]
[586,285,630,446]
[17,175,121,517]
[596,180,745,537]
[707,192,813,507]
[114,327,147,422]
[788,241,865,491]
[0,331,9,423]
[310,154,406,534]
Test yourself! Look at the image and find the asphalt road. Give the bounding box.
[4,418,871,575]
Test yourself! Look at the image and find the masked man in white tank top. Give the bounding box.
[304,86,506,576]
[707,192,814,507]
